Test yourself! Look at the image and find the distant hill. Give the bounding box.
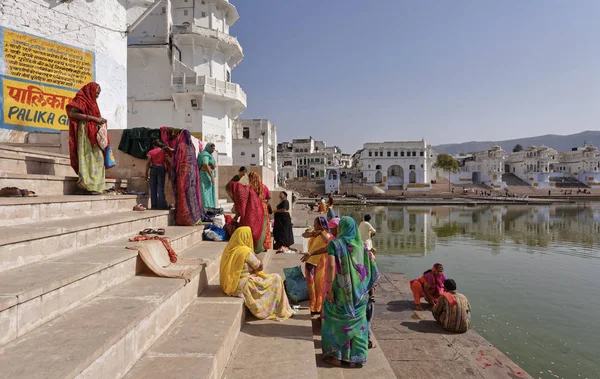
[434,130,600,155]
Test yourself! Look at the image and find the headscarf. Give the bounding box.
[328,217,340,230]
[329,216,380,317]
[219,227,266,295]
[199,142,216,167]
[248,172,264,200]
[423,262,447,296]
[316,216,330,233]
[66,82,103,173]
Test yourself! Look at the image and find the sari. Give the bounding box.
[433,291,471,333]
[321,216,380,364]
[198,142,217,210]
[305,217,331,313]
[171,130,203,226]
[410,263,447,304]
[67,82,107,193]
[226,177,270,253]
[273,199,294,250]
[220,227,293,321]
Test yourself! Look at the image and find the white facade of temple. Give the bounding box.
[453,145,507,189]
[232,119,277,174]
[127,0,245,165]
[505,146,559,189]
[359,140,435,190]
[276,137,341,181]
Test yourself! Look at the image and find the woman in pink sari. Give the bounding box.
[410,263,447,310]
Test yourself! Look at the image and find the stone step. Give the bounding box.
[0,210,171,272]
[0,143,69,159]
[26,132,62,145]
[0,146,73,177]
[0,194,149,227]
[2,142,62,154]
[0,173,127,196]
[0,240,227,379]
[222,251,319,379]
[124,251,273,379]
[0,225,205,346]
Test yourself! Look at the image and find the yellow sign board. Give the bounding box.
[2,78,75,130]
[1,28,95,132]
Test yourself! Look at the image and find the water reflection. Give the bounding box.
[340,204,600,257]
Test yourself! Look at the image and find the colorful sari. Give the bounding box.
[432,291,471,333]
[410,263,447,305]
[220,227,293,321]
[67,82,106,193]
[306,217,331,313]
[321,216,380,364]
[226,177,270,253]
[198,142,217,210]
[171,130,203,226]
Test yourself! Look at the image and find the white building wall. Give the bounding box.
[0,0,127,141]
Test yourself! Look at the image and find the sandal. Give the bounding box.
[156,228,165,236]
[139,228,154,235]
[133,204,146,211]
[0,187,23,197]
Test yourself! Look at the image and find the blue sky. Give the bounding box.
[231,0,600,153]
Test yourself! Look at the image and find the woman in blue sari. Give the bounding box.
[321,216,380,367]
[198,142,217,210]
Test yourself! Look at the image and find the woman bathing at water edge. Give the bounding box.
[410,263,447,310]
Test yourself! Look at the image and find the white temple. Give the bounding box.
[127,0,246,164]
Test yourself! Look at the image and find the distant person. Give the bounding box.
[146,139,173,210]
[198,142,217,210]
[358,214,376,252]
[328,194,334,208]
[410,263,447,311]
[432,279,471,333]
[319,198,327,213]
[231,166,249,185]
[273,191,294,253]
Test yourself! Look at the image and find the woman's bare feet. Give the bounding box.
[415,304,422,311]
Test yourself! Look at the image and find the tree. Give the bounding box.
[433,154,460,191]
[512,144,523,152]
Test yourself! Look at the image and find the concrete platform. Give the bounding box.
[222,251,319,379]
[0,210,171,272]
[0,240,228,379]
[0,225,205,346]
[0,194,149,226]
[374,272,532,379]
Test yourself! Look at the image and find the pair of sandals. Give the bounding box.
[275,247,298,254]
[139,228,165,236]
[0,187,37,197]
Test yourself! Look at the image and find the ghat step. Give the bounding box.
[0,210,170,272]
[0,194,149,227]
[0,145,73,177]
[0,241,226,379]
[0,172,127,196]
[0,226,205,346]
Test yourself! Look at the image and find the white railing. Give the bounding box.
[170,73,247,105]
[171,24,243,55]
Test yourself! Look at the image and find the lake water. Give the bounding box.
[338,203,600,379]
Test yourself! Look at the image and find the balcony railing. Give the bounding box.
[171,73,247,106]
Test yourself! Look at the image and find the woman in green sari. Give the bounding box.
[198,142,217,210]
[321,216,380,367]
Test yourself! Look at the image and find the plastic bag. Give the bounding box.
[283,266,309,303]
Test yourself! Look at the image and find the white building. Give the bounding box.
[0,0,127,142]
[232,119,277,175]
[127,0,245,165]
[276,137,341,181]
[452,145,507,189]
[506,146,559,189]
[557,145,600,188]
[359,140,436,190]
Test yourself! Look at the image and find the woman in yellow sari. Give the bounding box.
[220,227,293,321]
[301,216,332,314]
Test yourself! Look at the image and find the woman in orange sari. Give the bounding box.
[301,216,331,313]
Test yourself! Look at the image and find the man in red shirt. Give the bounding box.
[146,140,173,209]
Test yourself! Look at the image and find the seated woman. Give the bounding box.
[409,263,446,310]
[432,279,471,333]
[321,216,379,367]
[300,216,331,314]
[219,227,294,321]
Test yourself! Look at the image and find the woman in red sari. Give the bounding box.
[226,172,272,252]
